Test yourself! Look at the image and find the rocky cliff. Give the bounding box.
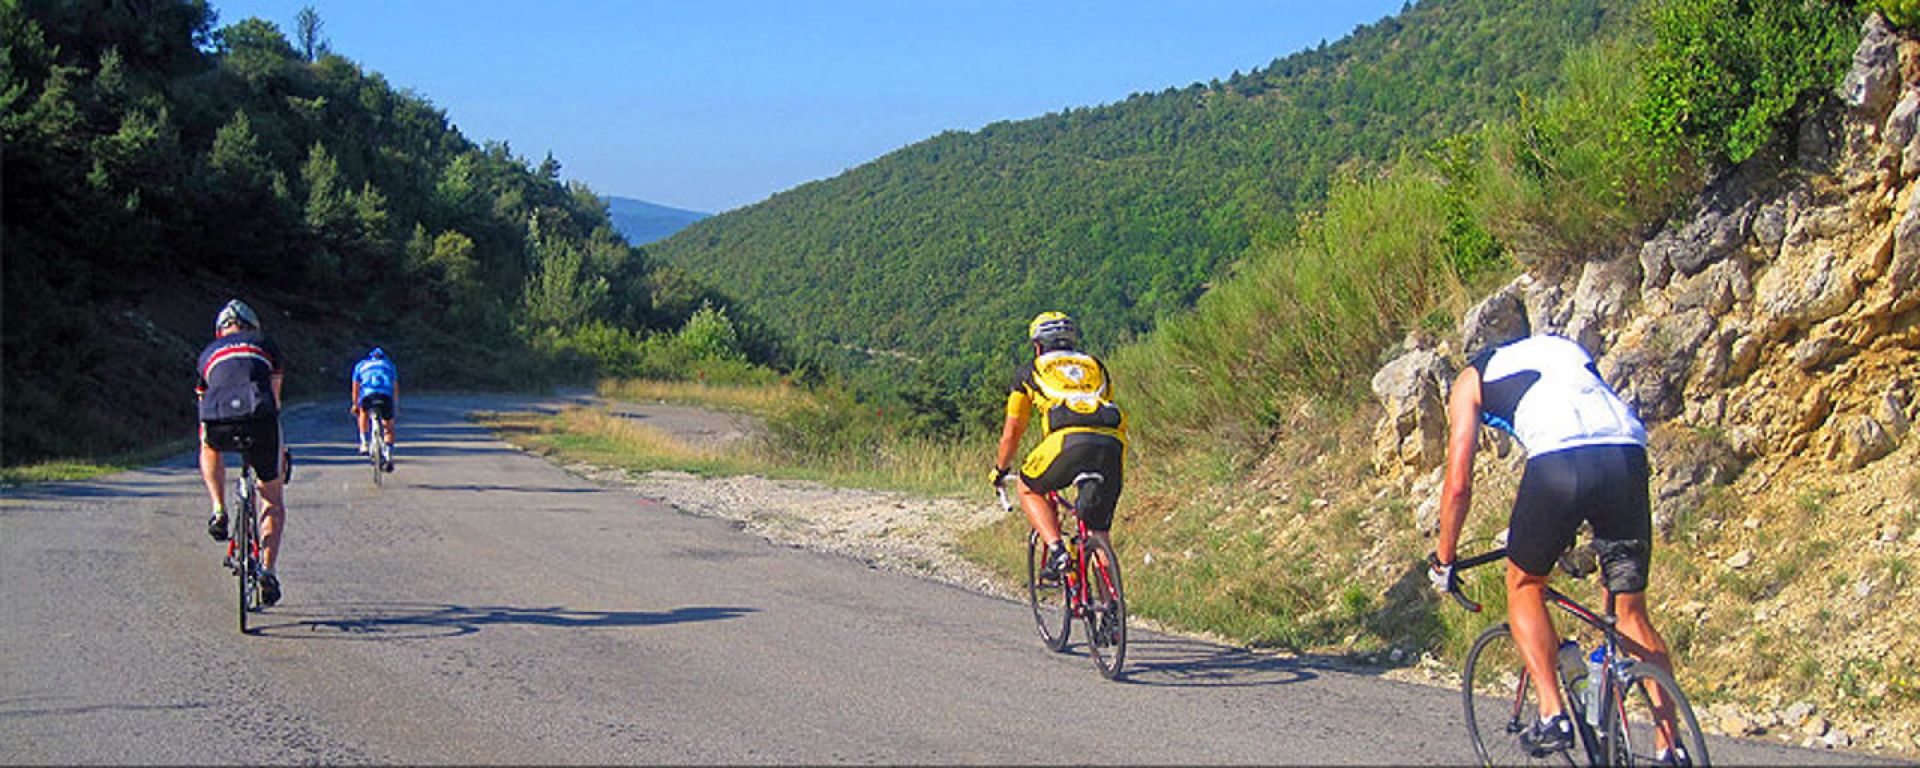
[1373,14,1920,753]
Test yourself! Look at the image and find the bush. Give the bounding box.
[1867,0,1920,29]
[1475,34,1692,267]
[763,388,883,462]
[1634,0,1858,167]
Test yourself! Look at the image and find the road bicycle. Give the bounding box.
[356,399,394,486]
[368,411,391,487]
[1439,545,1709,767]
[223,436,266,635]
[997,472,1127,680]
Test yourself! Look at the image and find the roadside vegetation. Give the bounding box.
[1,1,760,465]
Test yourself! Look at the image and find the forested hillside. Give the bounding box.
[1,1,740,463]
[646,0,1632,406]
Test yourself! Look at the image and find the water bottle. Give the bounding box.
[1556,640,1585,688]
[1583,645,1607,725]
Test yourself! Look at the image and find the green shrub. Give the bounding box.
[1866,0,1920,28]
[1634,0,1858,167]
[1118,160,1469,452]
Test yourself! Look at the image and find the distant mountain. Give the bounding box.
[604,196,709,245]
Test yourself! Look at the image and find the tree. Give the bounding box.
[294,6,329,62]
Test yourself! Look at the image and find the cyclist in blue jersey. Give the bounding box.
[351,347,398,470]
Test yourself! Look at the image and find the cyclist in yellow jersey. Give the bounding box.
[993,312,1128,582]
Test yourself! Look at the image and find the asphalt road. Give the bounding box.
[0,395,1895,764]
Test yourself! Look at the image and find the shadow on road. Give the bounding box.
[1116,636,1323,687]
[405,483,604,494]
[248,601,756,641]
[0,696,210,720]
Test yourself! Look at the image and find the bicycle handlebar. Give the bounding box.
[1438,548,1509,613]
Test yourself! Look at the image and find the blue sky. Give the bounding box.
[213,1,1410,213]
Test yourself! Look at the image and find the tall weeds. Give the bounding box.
[1117,161,1474,453]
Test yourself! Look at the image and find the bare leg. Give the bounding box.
[199,443,226,513]
[1507,562,1567,719]
[258,478,286,571]
[1017,478,1061,547]
[1612,590,1679,751]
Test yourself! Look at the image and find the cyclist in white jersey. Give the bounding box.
[1428,335,1684,762]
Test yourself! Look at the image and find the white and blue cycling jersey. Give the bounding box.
[353,356,397,398]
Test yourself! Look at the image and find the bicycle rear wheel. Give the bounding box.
[236,483,257,634]
[1026,531,1071,651]
[370,421,385,487]
[1605,662,1710,767]
[1462,623,1576,766]
[1081,535,1127,680]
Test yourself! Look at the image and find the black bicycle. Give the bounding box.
[997,472,1127,680]
[1440,546,1709,767]
[223,438,265,634]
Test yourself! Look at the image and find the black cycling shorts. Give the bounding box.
[1021,431,1125,532]
[359,392,394,420]
[1507,444,1652,593]
[201,416,283,483]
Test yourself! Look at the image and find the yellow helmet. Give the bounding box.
[1028,311,1079,350]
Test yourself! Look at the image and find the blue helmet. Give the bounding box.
[368,347,387,361]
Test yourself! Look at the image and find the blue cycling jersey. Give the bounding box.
[353,357,397,397]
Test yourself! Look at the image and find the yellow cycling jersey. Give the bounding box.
[1005,350,1126,439]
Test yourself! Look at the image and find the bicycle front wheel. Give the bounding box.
[1605,662,1710,767]
[1026,531,1071,651]
[1462,623,1576,766]
[1081,535,1127,680]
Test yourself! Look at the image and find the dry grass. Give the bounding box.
[597,378,805,416]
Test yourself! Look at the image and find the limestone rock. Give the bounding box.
[1671,259,1748,315]
[1892,195,1920,315]
[1673,195,1757,277]
[1754,243,1861,339]
[1566,255,1640,353]
[1839,413,1897,469]
[1752,198,1791,255]
[1890,89,1920,178]
[1370,347,1452,477]
[1878,384,1913,439]
[1841,14,1902,118]
[1602,332,1689,423]
[1523,274,1568,337]
[1459,278,1530,354]
[1784,701,1818,728]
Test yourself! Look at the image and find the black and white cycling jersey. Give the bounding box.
[1466,335,1645,457]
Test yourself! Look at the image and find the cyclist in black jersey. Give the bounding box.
[196,299,289,607]
[1428,335,1683,762]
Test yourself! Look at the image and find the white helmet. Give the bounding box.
[215,299,260,331]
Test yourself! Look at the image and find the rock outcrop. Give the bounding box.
[1373,14,1920,528]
